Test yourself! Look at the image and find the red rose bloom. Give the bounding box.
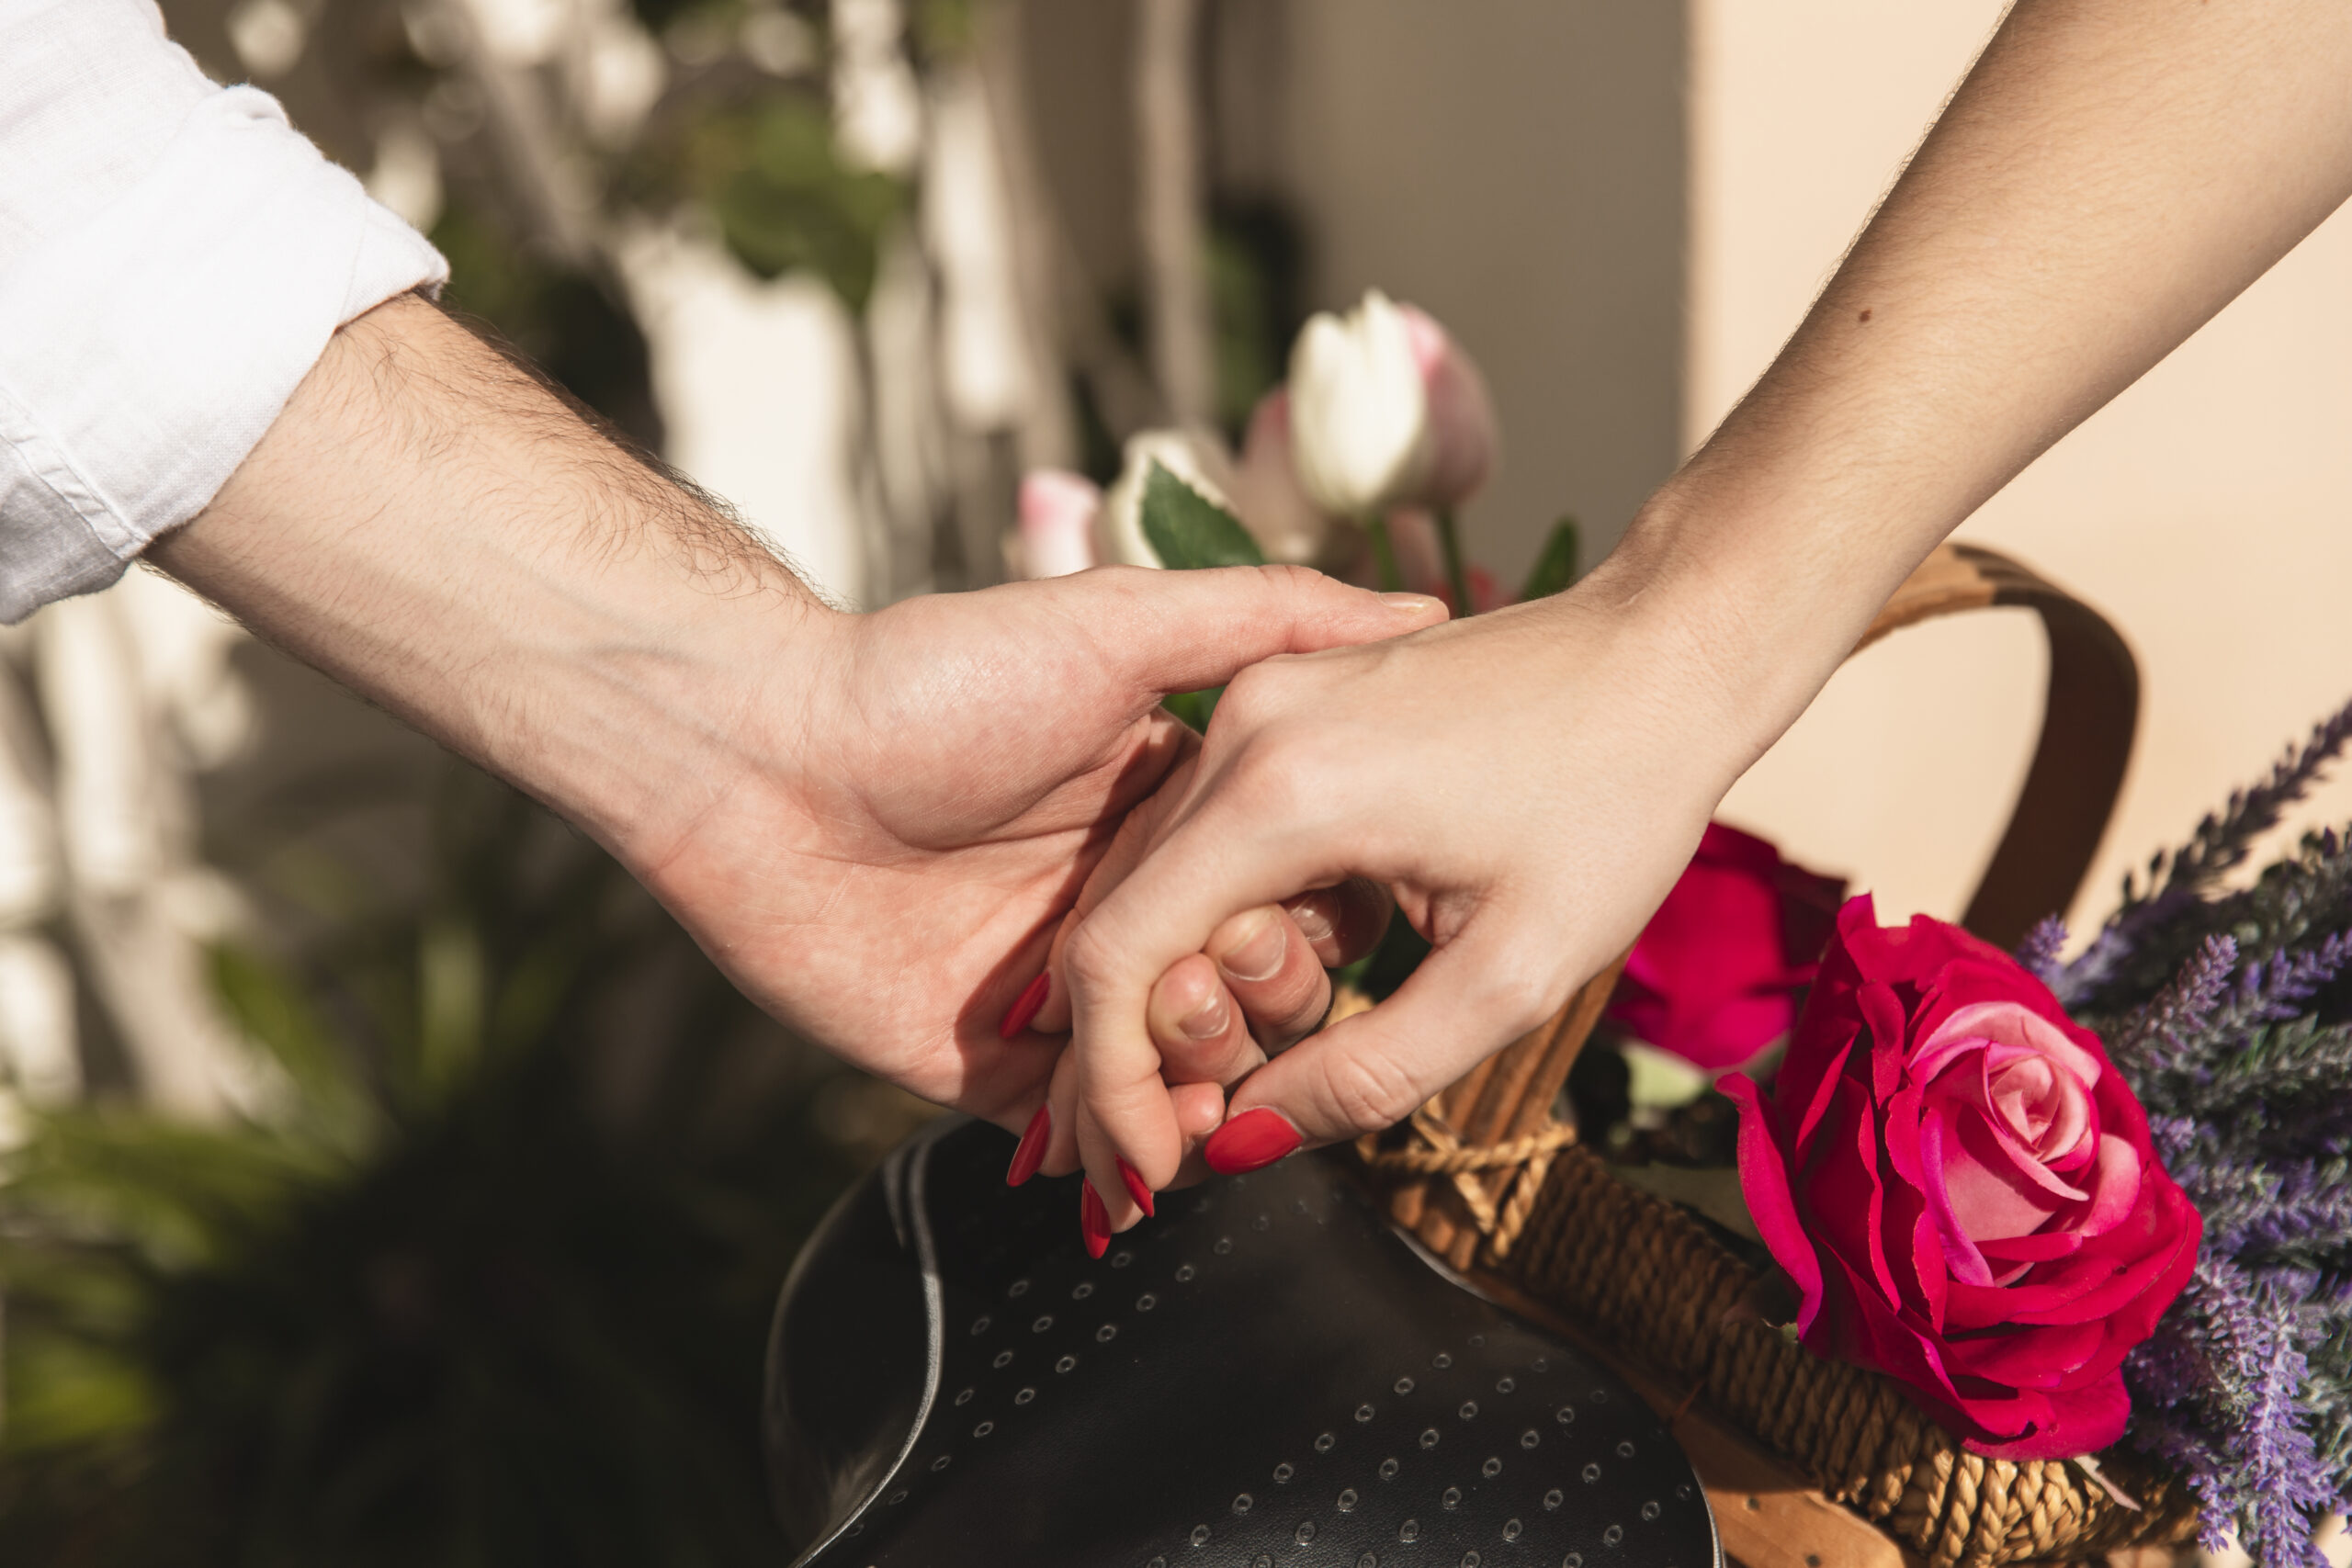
[1609,821,1845,1070]
[1721,896,2200,1459]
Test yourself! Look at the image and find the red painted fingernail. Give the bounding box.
[1080,1180,1112,1259]
[1117,1158,1156,1218]
[999,972,1050,1039]
[1006,1104,1051,1187]
[1204,1108,1302,1175]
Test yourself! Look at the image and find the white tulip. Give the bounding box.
[1095,427,1238,569]
[1286,289,1498,518]
[1286,289,1425,517]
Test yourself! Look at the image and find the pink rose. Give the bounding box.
[1607,821,1845,1071]
[1016,470,1101,579]
[1722,896,2200,1460]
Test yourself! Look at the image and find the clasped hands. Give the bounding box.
[639,543,1740,1257]
[167,296,1740,1260]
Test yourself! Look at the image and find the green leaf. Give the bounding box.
[1435,508,1474,616]
[1160,687,1223,734]
[207,943,375,1151]
[1140,461,1264,570]
[1144,461,1257,728]
[1520,516,1582,602]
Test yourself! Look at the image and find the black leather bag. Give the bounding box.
[763,1115,1720,1568]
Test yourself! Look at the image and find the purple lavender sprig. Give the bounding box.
[2142,699,2352,906]
[2059,697,2352,1020]
[2108,933,2237,1085]
[2075,698,2352,1566]
[2126,1260,2339,1568]
[2015,916,2069,987]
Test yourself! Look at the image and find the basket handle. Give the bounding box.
[1388,540,2139,1267]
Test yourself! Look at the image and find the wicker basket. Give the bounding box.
[1355,543,2199,1568]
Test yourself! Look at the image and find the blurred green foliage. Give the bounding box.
[669,93,908,311]
[0,768,917,1564]
[1207,203,1306,436]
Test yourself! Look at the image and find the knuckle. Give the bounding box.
[1209,660,1292,731]
[1319,1047,1425,1134]
[1059,921,1124,997]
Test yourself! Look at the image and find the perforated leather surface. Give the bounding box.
[766,1117,1719,1568]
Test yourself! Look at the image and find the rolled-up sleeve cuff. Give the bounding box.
[0,85,447,622]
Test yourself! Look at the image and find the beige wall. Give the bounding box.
[1699,0,2352,936]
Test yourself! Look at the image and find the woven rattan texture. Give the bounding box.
[1485,1144,2199,1568]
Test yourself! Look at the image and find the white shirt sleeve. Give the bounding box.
[0,0,448,622]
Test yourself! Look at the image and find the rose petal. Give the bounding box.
[1943,1179,2197,1331]
[1787,1032,1859,1167]
[1878,1083,1947,1322]
[1976,1230,2084,1263]
[1812,1247,1965,1404]
[1941,1320,2107,1391]
[1917,991,2105,1091]
[1797,1077,1905,1313]
[1918,1108,1997,1286]
[2066,1133,2143,1240]
[1860,982,1911,1103]
[1962,1371,2130,1461]
[1926,1066,2092,1209]
[1772,899,1878,1133]
[1722,1072,1826,1336]
[1952,1109,2081,1227]
[1679,990,1801,1073]
[1971,1039,2097,1171]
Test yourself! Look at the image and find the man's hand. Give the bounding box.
[151,293,1445,1129]
[637,566,1438,1126]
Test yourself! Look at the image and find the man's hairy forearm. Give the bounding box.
[151,292,831,863]
[1611,0,2352,756]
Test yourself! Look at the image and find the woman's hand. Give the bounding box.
[1054,549,1793,1228]
[1055,0,2352,1234]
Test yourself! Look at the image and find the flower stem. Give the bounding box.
[1365,513,1403,592]
[1436,507,1474,615]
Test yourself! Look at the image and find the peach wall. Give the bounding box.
[1697,0,2352,937]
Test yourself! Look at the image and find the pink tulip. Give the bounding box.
[1396,303,1498,511]
[1016,469,1101,579]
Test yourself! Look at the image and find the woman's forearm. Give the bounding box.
[1056,0,2352,1201]
[1616,0,2352,763]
